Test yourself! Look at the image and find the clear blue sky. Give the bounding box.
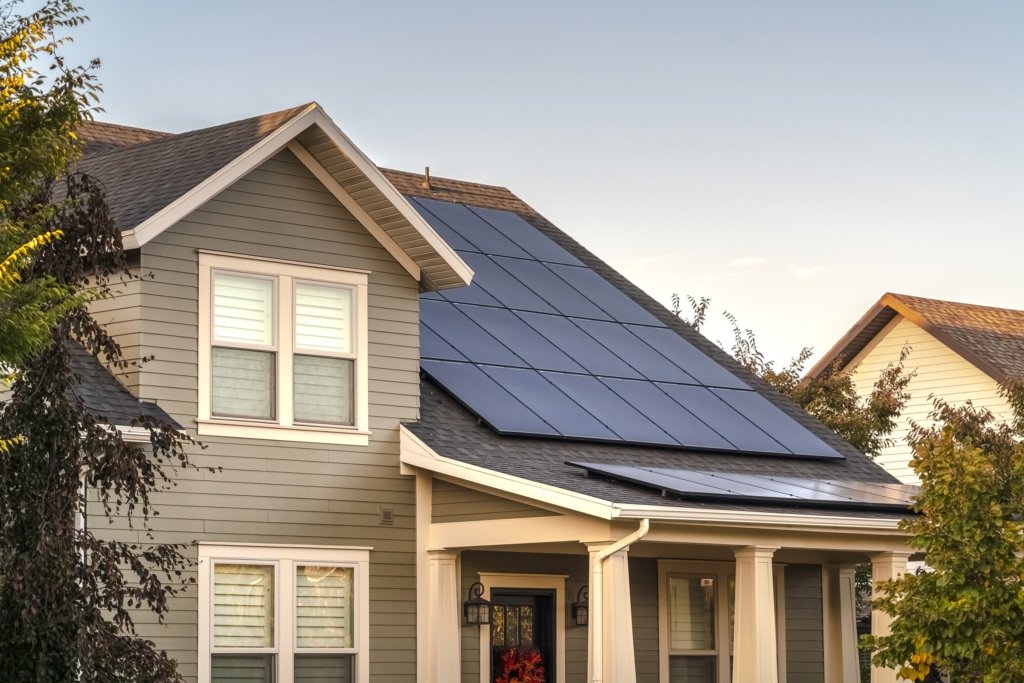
[66,1,1024,365]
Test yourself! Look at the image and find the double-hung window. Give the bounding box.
[200,544,370,683]
[198,252,369,445]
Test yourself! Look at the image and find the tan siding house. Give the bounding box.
[809,293,1024,484]
[75,105,919,683]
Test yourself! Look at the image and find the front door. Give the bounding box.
[490,590,554,683]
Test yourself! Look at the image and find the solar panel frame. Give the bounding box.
[625,325,750,390]
[413,197,532,258]
[420,300,526,367]
[655,383,790,454]
[710,388,843,459]
[467,205,585,266]
[457,253,559,314]
[454,304,587,373]
[491,256,614,320]
[545,263,667,327]
[571,318,698,384]
[515,311,645,379]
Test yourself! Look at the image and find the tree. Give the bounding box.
[861,384,1024,683]
[0,2,201,681]
[672,293,914,458]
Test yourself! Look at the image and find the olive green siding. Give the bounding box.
[629,557,659,683]
[431,479,561,523]
[89,149,421,683]
[785,564,826,683]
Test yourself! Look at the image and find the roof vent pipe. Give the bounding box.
[421,166,431,190]
[591,518,650,683]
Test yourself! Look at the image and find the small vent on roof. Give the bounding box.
[421,167,432,190]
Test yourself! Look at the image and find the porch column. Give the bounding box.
[426,550,460,683]
[587,545,637,683]
[823,563,861,683]
[870,552,911,683]
[732,546,779,683]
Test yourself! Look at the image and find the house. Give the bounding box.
[75,104,918,683]
[807,293,1024,484]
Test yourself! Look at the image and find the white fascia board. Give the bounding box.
[399,425,615,520]
[612,503,906,532]
[122,104,320,249]
[309,109,473,288]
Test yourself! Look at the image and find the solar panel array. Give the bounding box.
[413,196,842,459]
[568,462,918,512]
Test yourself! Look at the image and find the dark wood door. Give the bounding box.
[490,590,554,683]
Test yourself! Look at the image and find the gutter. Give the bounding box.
[591,519,649,683]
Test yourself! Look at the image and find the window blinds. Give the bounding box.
[213,564,275,649]
[668,576,715,651]
[294,356,353,425]
[295,283,352,353]
[212,348,275,419]
[295,566,354,649]
[214,274,273,346]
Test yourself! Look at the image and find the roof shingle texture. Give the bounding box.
[68,345,181,429]
[888,293,1024,380]
[76,104,311,232]
[395,170,903,508]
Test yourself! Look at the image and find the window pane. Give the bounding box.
[214,564,274,649]
[295,654,353,683]
[669,655,716,683]
[296,566,354,649]
[212,654,274,683]
[295,283,352,353]
[294,355,353,425]
[214,274,274,346]
[669,576,715,651]
[213,348,275,419]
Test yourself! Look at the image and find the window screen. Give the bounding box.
[213,563,275,649]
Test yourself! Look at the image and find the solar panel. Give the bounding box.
[568,462,918,512]
[411,196,846,459]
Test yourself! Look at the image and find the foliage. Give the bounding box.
[495,648,546,683]
[671,294,914,458]
[861,383,1024,683]
[0,3,202,682]
[0,0,102,367]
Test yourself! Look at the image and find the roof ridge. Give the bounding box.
[888,292,1024,317]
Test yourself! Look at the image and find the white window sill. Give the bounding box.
[196,418,371,445]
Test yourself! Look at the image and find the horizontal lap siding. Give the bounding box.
[850,317,1013,483]
[93,149,420,683]
[785,565,824,683]
[431,479,560,522]
[630,557,659,683]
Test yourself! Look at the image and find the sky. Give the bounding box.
[64,1,1024,366]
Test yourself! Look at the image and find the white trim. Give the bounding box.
[286,141,421,281]
[198,543,371,683]
[198,253,370,444]
[476,572,566,683]
[196,249,371,275]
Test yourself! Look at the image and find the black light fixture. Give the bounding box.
[464,582,492,626]
[572,585,589,627]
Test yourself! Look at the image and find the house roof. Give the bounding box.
[68,344,181,430]
[807,292,1024,383]
[397,170,905,515]
[75,106,473,291]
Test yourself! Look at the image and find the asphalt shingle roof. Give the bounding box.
[68,344,181,429]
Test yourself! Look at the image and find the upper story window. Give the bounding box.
[198,252,370,445]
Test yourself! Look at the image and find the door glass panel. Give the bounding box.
[668,576,715,650]
[492,606,504,646]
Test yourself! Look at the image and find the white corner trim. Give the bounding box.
[286,141,421,281]
[308,109,474,287]
[122,104,320,250]
[399,425,615,520]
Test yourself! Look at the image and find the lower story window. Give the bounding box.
[201,544,370,683]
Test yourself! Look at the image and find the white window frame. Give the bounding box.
[658,560,786,683]
[198,251,371,445]
[199,543,371,683]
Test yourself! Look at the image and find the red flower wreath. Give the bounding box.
[494,648,546,683]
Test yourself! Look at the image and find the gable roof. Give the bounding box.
[807,292,1024,383]
[75,105,472,291]
[396,170,903,515]
[69,344,181,430]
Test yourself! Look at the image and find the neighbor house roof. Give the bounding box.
[75,105,472,291]
[807,292,1024,383]
[396,170,907,518]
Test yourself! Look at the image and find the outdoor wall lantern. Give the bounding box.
[572,585,589,627]
[464,582,492,626]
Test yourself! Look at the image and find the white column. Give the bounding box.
[732,546,779,683]
[587,545,638,683]
[870,552,911,683]
[415,473,432,683]
[823,564,861,683]
[425,550,461,683]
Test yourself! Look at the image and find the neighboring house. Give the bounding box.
[74,104,916,683]
[807,293,1024,484]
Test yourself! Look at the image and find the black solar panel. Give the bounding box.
[413,197,844,459]
[568,462,919,512]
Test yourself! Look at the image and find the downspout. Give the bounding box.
[592,519,650,683]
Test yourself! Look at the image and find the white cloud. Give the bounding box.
[790,265,826,278]
[729,257,766,267]
[618,254,676,274]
